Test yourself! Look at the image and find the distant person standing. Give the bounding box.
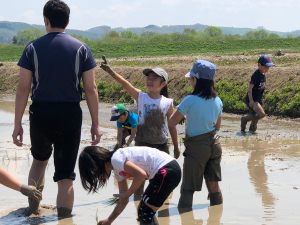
[241,55,275,134]
[110,103,138,148]
[169,59,223,208]
[12,0,101,217]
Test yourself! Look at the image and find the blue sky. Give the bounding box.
[0,0,299,32]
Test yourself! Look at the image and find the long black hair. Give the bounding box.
[160,77,169,98]
[191,78,217,99]
[160,84,169,98]
[79,146,114,193]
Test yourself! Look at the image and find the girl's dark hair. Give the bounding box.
[191,78,217,99]
[43,0,70,29]
[160,78,169,98]
[160,85,169,98]
[79,146,114,193]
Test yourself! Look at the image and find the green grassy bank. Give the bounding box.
[95,80,300,118]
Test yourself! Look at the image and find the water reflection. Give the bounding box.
[247,144,276,223]
[179,209,203,225]
[177,203,221,225]
[207,205,223,225]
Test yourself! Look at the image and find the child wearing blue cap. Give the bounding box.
[169,59,223,208]
[110,103,138,148]
[241,55,275,134]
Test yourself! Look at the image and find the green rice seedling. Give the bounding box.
[104,196,120,206]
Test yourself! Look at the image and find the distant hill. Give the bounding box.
[0,21,299,44]
[0,21,100,43]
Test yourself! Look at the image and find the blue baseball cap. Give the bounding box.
[258,55,275,67]
[185,59,216,80]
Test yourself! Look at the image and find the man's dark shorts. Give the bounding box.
[29,102,82,182]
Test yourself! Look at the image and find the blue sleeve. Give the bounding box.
[116,121,122,128]
[17,43,35,72]
[177,96,192,116]
[129,112,138,128]
[81,45,96,72]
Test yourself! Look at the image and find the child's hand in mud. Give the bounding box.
[20,184,42,201]
[100,55,113,74]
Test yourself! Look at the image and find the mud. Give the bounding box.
[0,97,299,225]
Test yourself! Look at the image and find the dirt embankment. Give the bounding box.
[1,53,300,114]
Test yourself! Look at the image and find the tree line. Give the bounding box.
[12,26,290,46]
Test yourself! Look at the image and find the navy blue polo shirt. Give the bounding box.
[18,32,96,102]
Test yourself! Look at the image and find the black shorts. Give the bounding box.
[244,96,263,114]
[29,102,82,182]
[244,95,263,106]
[142,160,181,207]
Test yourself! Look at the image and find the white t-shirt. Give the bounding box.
[111,146,174,182]
[135,92,173,144]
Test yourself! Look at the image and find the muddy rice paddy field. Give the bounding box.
[0,95,299,225]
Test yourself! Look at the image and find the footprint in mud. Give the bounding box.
[0,204,58,225]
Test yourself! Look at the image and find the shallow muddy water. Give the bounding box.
[0,97,299,225]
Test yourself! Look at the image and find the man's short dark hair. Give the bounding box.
[43,0,70,29]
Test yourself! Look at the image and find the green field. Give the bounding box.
[1,37,300,117]
[1,38,300,61]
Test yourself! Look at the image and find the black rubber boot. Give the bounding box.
[241,113,255,133]
[249,116,259,133]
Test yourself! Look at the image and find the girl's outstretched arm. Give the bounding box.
[100,56,140,101]
[99,160,148,225]
[99,180,129,225]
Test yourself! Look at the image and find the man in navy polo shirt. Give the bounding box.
[12,0,102,217]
